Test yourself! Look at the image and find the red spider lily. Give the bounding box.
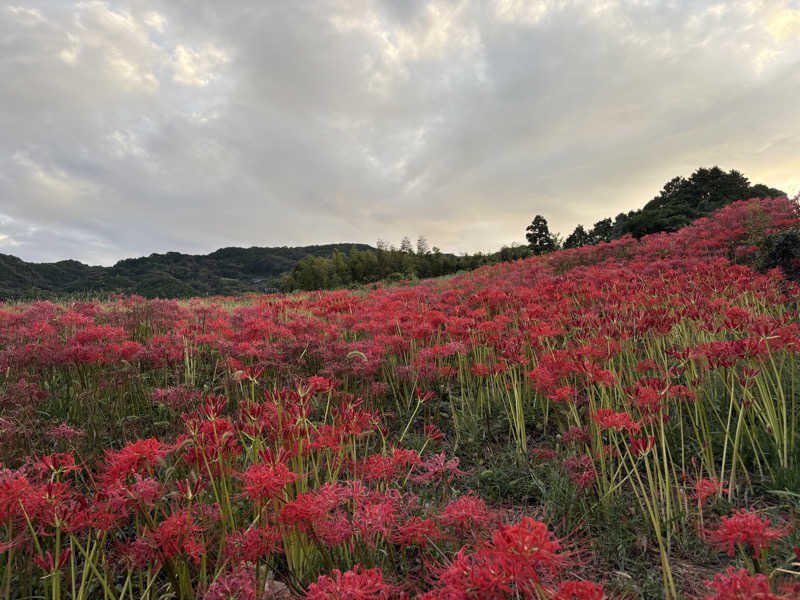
[33,548,71,573]
[37,452,81,475]
[635,359,658,373]
[429,545,512,599]
[591,409,638,432]
[551,580,609,600]
[561,427,590,445]
[701,566,788,600]
[562,455,596,489]
[471,363,491,377]
[410,453,467,484]
[531,448,557,461]
[281,483,350,531]
[394,516,442,548]
[0,472,45,526]
[176,477,207,501]
[427,517,575,599]
[198,395,228,420]
[353,454,398,483]
[46,422,86,441]
[120,474,165,509]
[205,565,256,600]
[425,425,445,442]
[438,495,492,533]
[242,365,265,382]
[305,375,336,395]
[627,434,655,457]
[353,497,401,544]
[224,525,283,563]
[549,385,578,403]
[693,477,728,507]
[240,459,298,502]
[149,508,208,565]
[313,509,356,548]
[415,388,436,403]
[102,438,168,483]
[303,565,395,600]
[391,447,422,469]
[590,368,617,388]
[182,415,242,471]
[330,397,380,438]
[115,537,156,570]
[777,580,800,598]
[487,517,569,583]
[630,383,663,416]
[706,509,791,558]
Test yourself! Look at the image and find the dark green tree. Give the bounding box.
[626,167,787,238]
[590,218,614,243]
[525,215,556,254]
[563,224,591,249]
[749,183,787,198]
[525,215,557,255]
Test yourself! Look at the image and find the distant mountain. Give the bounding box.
[0,244,373,300]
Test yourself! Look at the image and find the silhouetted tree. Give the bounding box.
[626,167,787,238]
[564,224,591,249]
[525,215,557,255]
[590,218,614,243]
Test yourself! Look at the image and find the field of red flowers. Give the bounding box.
[2,197,800,599]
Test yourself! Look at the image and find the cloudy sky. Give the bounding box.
[1,0,799,265]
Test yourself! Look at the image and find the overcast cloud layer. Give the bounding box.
[1,0,799,265]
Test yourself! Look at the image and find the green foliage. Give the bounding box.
[557,167,787,250]
[590,217,614,243]
[754,227,800,282]
[564,224,592,249]
[0,244,372,300]
[281,240,532,291]
[607,167,785,241]
[525,214,558,255]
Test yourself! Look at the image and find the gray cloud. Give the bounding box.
[2,0,799,264]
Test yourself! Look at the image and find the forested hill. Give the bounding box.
[0,244,372,300]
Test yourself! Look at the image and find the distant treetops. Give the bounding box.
[289,166,790,292]
[527,166,787,254]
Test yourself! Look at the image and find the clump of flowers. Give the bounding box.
[303,565,395,600]
[707,509,791,559]
[700,566,791,600]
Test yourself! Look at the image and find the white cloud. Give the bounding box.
[172,44,229,86]
[7,5,44,25]
[59,33,80,64]
[492,0,551,25]
[0,233,21,247]
[763,5,800,41]
[1,0,799,264]
[143,11,167,33]
[107,51,159,91]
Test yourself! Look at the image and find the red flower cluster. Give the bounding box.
[0,197,798,597]
[707,509,791,557]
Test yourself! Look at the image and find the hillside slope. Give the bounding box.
[0,243,372,300]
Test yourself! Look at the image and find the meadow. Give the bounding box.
[1,196,800,599]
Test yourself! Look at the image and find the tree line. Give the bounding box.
[526,167,786,252]
[280,238,531,291]
[283,167,788,292]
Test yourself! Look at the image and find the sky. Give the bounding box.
[1,1,800,266]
